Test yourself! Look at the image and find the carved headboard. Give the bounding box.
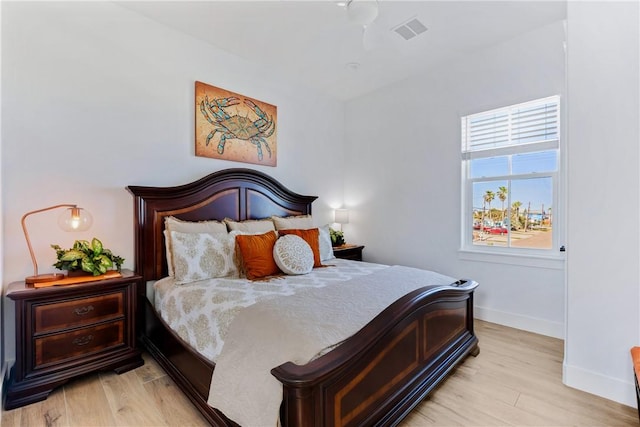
[127,168,317,284]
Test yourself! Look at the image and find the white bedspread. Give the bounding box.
[207,265,457,426]
[153,258,386,362]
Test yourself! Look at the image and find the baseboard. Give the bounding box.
[474,305,564,339]
[563,362,637,408]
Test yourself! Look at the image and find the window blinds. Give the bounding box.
[462,96,560,158]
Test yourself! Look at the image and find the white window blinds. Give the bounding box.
[462,96,560,159]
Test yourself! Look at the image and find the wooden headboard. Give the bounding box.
[127,168,317,284]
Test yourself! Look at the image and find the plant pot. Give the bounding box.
[66,270,92,277]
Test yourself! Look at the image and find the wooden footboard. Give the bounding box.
[272,280,478,427]
[140,280,477,427]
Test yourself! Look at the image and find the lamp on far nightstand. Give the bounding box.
[22,204,93,284]
[334,208,349,231]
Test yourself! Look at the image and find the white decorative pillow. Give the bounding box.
[271,215,313,230]
[163,230,174,276]
[164,216,227,277]
[319,224,335,262]
[166,216,227,234]
[170,231,239,285]
[224,218,275,233]
[273,235,314,275]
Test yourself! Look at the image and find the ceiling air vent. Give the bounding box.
[393,17,428,41]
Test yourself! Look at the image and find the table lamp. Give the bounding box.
[334,208,350,231]
[22,204,93,284]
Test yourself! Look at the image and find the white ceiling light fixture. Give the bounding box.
[346,0,379,27]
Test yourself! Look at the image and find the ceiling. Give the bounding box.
[115,1,567,101]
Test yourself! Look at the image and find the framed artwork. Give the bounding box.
[195,81,277,166]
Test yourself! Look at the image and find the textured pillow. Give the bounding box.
[278,228,322,267]
[273,235,314,275]
[165,216,228,277]
[235,231,281,280]
[271,215,313,230]
[318,224,335,262]
[166,216,227,234]
[224,218,276,233]
[169,231,239,285]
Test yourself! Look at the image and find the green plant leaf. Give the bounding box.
[91,238,103,255]
[74,240,91,252]
[60,249,85,262]
[96,254,113,269]
[81,256,98,275]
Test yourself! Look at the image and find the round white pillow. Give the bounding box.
[273,234,314,275]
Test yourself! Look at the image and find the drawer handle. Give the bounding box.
[73,305,94,316]
[72,335,94,346]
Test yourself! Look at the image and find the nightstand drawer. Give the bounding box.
[34,291,124,334]
[34,320,125,368]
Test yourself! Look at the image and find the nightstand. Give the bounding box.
[3,269,144,410]
[333,244,365,261]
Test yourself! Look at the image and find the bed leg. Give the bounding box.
[470,345,480,357]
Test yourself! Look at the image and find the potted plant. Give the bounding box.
[329,227,345,247]
[51,238,124,276]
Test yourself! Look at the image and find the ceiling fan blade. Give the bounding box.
[346,0,379,26]
[362,19,388,51]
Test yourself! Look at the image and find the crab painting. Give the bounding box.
[199,95,276,162]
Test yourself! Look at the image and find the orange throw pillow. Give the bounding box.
[631,347,640,381]
[278,228,322,267]
[236,231,281,280]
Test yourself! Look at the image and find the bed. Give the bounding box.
[127,168,479,426]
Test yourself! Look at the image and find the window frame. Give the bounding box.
[460,96,563,261]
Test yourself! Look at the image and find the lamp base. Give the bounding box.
[25,273,65,285]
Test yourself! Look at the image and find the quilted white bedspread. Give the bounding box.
[207,265,457,427]
[153,258,386,362]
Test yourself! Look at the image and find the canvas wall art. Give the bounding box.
[195,81,277,166]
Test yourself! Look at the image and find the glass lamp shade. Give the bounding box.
[334,209,350,224]
[58,207,93,232]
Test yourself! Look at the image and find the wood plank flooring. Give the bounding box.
[2,320,637,426]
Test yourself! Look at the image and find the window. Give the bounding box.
[461,96,560,254]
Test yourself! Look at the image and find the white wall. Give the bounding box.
[564,1,640,407]
[0,0,4,395]
[344,21,567,338]
[1,2,345,362]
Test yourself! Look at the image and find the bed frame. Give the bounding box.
[127,168,479,426]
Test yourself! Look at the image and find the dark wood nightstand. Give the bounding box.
[333,244,365,261]
[3,269,144,410]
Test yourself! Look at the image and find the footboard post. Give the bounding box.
[279,383,316,427]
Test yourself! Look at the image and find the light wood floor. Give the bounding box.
[2,320,637,426]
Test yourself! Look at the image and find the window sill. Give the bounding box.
[458,248,565,269]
